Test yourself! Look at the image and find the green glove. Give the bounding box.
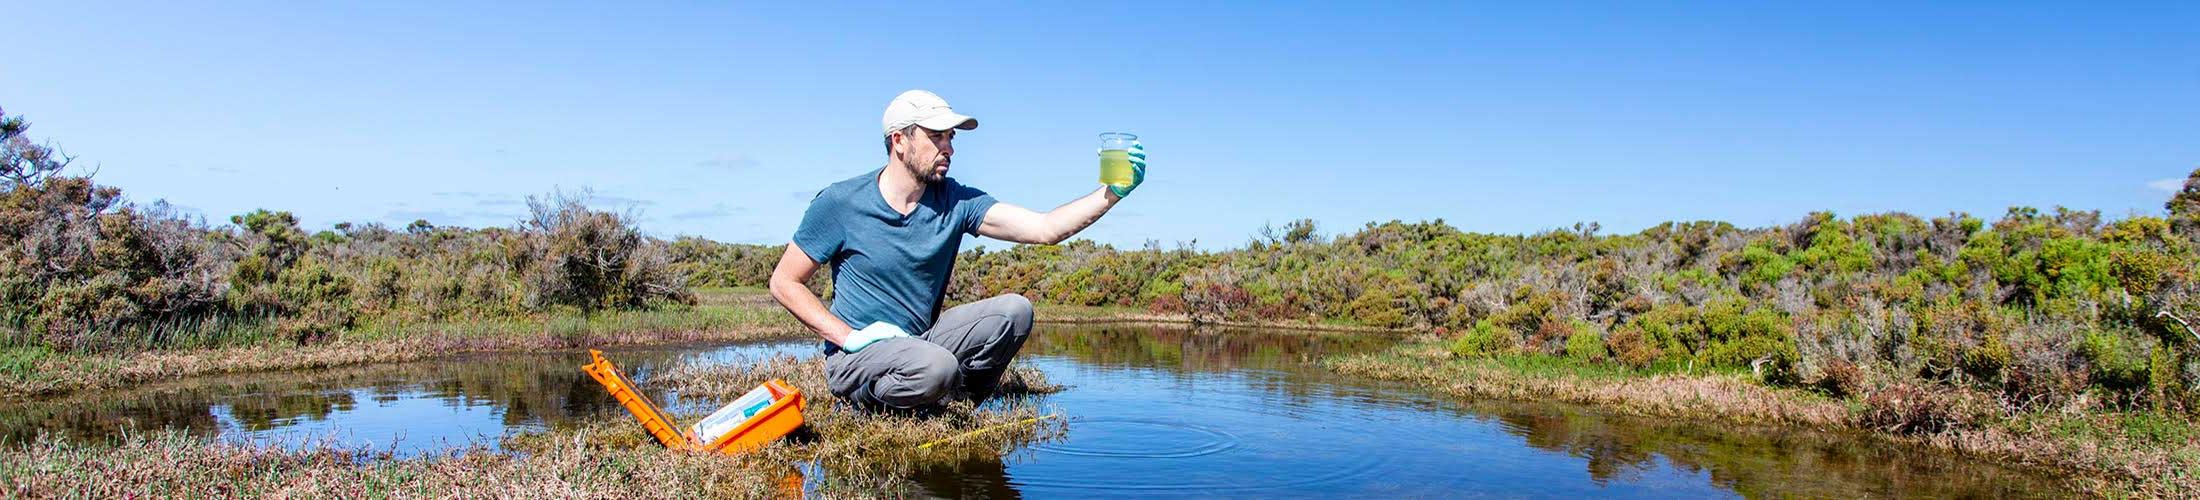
[838,322,912,353]
[1108,141,1147,198]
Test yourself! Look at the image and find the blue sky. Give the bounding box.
[3,2,2195,249]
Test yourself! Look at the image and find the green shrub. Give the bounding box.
[1451,320,1517,358]
[2152,346,2186,413]
[1958,336,2010,384]
[1628,303,1704,358]
[1735,241,1795,289]
[2082,329,2154,391]
[1564,320,1608,362]
[518,191,692,313]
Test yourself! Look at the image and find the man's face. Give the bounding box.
[896,127,956,184]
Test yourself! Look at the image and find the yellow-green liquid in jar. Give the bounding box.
[1099,149,1134,187]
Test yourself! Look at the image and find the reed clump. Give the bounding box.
[644,355,1066,488]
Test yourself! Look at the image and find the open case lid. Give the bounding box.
[579,349,693,450]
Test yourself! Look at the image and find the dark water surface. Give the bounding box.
[0,324,2070,497]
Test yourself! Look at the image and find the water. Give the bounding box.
[0,325,2072,497]
[1099,149,1134,187]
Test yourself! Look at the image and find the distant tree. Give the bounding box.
[2167,168,2200,236]
[0,105,74,190]
[1283,218,1319,245]
[0,107,231,350]
[519,190,691,313]
[222,209,355,344]
[1572,221,1602,238]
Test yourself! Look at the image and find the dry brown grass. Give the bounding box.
[645,355,1066,485]
[1915,423,2194,498]
[503,353,1069,495]
[1,428,808,498]
[3,355,1065,498]
[1325,338,2200,496]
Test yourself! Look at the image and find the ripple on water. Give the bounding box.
[1029,418,1240,459]
[1011,414,1393,494]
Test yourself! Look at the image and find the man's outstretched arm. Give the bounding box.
[768,242,854,346]
[976,187,1123,245]
[978,141,1145,244]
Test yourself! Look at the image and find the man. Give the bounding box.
[768,90,1146,412]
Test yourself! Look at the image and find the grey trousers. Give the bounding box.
[825,294,1034,411]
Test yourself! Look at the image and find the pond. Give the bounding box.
[0,324,2070,497]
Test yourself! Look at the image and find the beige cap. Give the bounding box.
[881,89,978,135]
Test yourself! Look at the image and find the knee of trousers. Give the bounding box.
[998,293,1035,336]
[878,348,960,408]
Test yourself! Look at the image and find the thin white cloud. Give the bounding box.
[696,155,759,171]
[2149,178,2185,193]
[668,203,748,221]
[591,195,658,208]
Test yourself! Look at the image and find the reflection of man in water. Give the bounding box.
[768,90,1147,412]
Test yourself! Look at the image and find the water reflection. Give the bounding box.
[1469,401,2063,498]
[0,342,808,454]
[0,325,2073,497]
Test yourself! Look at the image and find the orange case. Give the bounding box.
[580,349,806,454]
[700,379,806,454]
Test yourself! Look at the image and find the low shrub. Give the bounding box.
[1452,320,1517,358]
[1564,320,1608,362]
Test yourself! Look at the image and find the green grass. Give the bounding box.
[1446,350,1747,381]
[3,312,288,353]
[2117,412,2199,445]
[2025,408,2199,448]
[0,346,54,380]
[0,288,807,400]
[345,287,798,343]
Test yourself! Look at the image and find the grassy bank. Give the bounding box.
[1324,336,2199,497]
[0,287,1391,401]
[1,356,1063,497]
[0,288,804,400]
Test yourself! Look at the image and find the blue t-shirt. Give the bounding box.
[793,167,997,338]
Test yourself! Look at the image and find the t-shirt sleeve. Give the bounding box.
[791,191,843,263]
[947,179,998,236]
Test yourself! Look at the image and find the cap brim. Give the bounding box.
[916,113,978,131]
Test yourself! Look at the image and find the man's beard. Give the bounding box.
[905,153,946,185]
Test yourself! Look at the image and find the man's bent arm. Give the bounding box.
[769,243,855,346]
[977,186,1119,245]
